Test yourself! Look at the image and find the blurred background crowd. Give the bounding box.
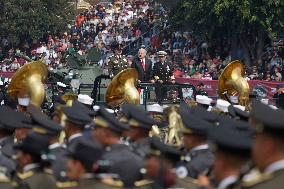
[0,0,283,82]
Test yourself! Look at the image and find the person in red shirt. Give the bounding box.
[76,13,85,28]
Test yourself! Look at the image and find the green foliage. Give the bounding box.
[0,0,75,45]
[170,0,284,64]
[172,0,284,38]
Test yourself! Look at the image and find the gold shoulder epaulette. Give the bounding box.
[101,178,124,187]
[17,171,34,180]
[242,173,272,187]
[0,174,10,183]
[134,179,154,187]
[181,177,198,184]
[56,181,78,188]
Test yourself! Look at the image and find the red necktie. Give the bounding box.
[141,59,145,71]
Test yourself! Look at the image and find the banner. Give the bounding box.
[0,72,15,79]
[176,78,284,100]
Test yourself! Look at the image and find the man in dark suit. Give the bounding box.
[131,48,153,83]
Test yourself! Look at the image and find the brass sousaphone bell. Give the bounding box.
[7,61,48,107]
[218,60,250,107]
[106,68,140,107]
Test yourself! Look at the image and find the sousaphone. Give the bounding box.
[106,68,140,107]
[7,60,48,107]
[218,60,250,107]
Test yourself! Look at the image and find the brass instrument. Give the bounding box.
[163,105,183,146]
[61,92,78,107]
[7,60,48,107]
[218,60,250,108]
[106,68,140,108]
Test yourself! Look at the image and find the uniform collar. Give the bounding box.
[68,133,82,143]
[218,175,238,189]
[190,144,209,153]
[264,159,284,174]
[48,142,62,150]
[23,163,40,173]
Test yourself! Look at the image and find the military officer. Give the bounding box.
[13,132,57,189]
[63,139,123,189]
[198,118,253,189]
[27,107,69,182]
[92,107,144,187]
[136,137,197,189]
[240,100,284,189]
[107,42,129,78]
[151,51,175,103]
[176,106,214,179]
[62,105,92,151]
[0,106,34,177]
[121,104,158,158]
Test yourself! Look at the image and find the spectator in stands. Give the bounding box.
[196,82,208,96]
[273,67,282,81]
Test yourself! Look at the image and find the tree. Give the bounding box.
[0,0,75,46]
[170,0,284,65]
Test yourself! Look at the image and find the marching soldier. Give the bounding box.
[136,137,197,189]
[62,105,92,151]
[107,42,129,78]
[28,107,69,182]
[13,132,57,189]
[121,104,158,158]
[241,100,284,189]
[63,139,123,189]
[176,106,214,179]
[151,51,175,103]
[198,118,253,189]
[92,107,144,187]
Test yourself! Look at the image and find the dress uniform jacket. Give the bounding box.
[0,136,15,158]
[102,143,143,187]
[134,177,198,189]
[131,58,153,82]
[0,154,16,178]
[17,166,57,189]
[130,138,151,158]
[177,147,214,179]
[49,143,69,181]
[0,136,16,177]
[108,55,129,78]
[62,175,124,189]
[152,61,174,82]
[66,134,83,151]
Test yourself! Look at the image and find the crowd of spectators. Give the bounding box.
[145,30,284,82]
[0,0,166,72]
[0,0,283,83]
